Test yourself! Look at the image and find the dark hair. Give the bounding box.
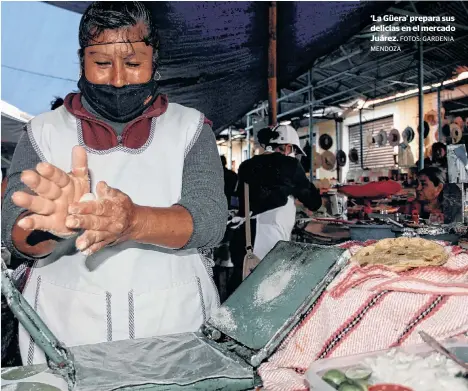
[78,2,159,69]
[257,127,282,148]
[220,155,227,166]
[418,166,446,187]
[50,97,64,110]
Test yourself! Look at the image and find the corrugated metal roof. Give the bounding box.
[283,1,468,116]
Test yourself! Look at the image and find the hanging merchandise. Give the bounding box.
[388,128,401,146]
[349,148,359,163]
[336,150,347,167]
[312,152,323,171]
[318,134,333,150]
[424,110,438,126]
[398,142,415,167]
[366,132,375,147]
[454,116,464,129]
[375,130,388,147]
[417,121,430,139]
[442,122,452,138]
[450,123,463,144]
[402,126,415,143]
[321,150,336,171]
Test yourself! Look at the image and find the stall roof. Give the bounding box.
[46,1,392,133]
[279,1,468,117]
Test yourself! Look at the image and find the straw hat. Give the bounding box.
[312,152,322,171]
[450,123,463,144]
[366,132,375,147]
[388,128,401,146]
[417,121,430,139]
[375,129,388,147]
[424,110,438,126]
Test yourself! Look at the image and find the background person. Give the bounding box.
[227,125,322,296]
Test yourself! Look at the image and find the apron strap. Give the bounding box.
[244,183,253,253]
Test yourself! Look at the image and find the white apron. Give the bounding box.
[19,103,219,365]
[253,196,296,260]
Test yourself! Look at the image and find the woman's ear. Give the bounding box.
[435,183,444,196]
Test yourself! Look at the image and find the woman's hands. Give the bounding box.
[12,146,90,238]
[66,181,138,255]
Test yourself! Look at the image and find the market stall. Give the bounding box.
[2,237,467,391]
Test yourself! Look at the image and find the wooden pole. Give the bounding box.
[268,1,277,126]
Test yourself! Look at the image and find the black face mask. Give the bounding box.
[78,76,159,123]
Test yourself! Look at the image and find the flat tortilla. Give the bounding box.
[351,237,448,271]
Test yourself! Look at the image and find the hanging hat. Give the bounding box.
[454,116,464,128]
[366,132,375,147]
[349,148,359,163]
[318,134,333,150]
[424,110,438,126]
[321,150,336,171]
[388,128,401,146]
[441,123,451,137]
[450,123,462,144]
[312,152,322,171]
[336,150,347,167]
[402,126,415,143]
[417,121,430,139]
[375,130,388,147]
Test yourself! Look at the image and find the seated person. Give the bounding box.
[402,166,463,223]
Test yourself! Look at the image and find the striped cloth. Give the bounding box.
[258,241,468,391]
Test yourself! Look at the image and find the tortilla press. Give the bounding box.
[417,120,430,139]
[321,150,336,171]
[451,123,463,144]
[388,129,400,146]
[336,150,347,167]
[402,126,415,143]
[349,148,359,163]
[319,134,333,150]
[1,242,349,391]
